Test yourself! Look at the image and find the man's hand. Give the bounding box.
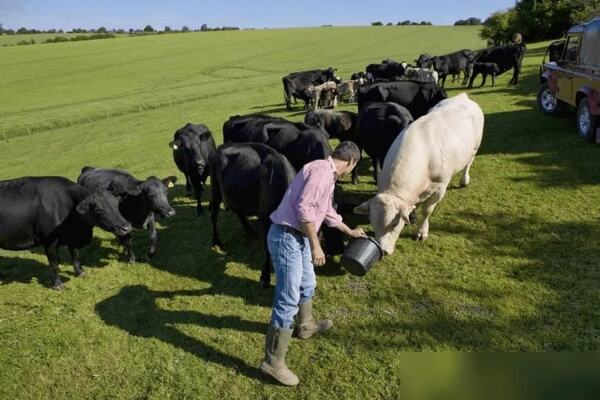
[312,244,326,266]
[348,227,367,238]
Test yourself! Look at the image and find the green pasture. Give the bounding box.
[1,25,599,399]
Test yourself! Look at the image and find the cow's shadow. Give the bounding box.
[95,285,267,381]
[0,255,64,288]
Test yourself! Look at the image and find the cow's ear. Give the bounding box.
[162,176,177,188]
[76,198,92,215]
[399,206,412,225]
[169,140,180,150]
[354,200,371,215]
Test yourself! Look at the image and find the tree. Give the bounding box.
[97,26,108,33]
[143,25,154,32]
[164,26,172,32]
[17,27,28,34]
[371,21,383,26]
[571,0,600,23]
[480,9,518,45]
[182,25,190,32]
[201,23,208,31]
[0,23,4,34]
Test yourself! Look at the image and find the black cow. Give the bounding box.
[282,68,340,110]
[357,80,447,119]
[223,114,312,142]
[469,62,501,88]
[304,110,360,183]
[365,60,405,82]
[351,71,367,80]
[415,54,434,69]
[0,177,133,289]
[429,49,477,87]
[357,102,414,183]
[209,143,295,288]
[169,123,216,215]
[470,44,526,86]
[78,167,177,263]
[223,115,332,171]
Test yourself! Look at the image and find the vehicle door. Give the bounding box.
[555,34,581,103]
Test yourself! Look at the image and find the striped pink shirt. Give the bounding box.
[270,157,342,232]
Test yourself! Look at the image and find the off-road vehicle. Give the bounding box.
[539,17,600,142]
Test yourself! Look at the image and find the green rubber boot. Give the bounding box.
[294,300,333,339]
[259,325,299,386]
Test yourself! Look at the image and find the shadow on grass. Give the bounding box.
[331,211,600,351]
[95,285,267,381]
[0,256,66,288]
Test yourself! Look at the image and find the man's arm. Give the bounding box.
[300,221,326,266]
[333,221,367,239]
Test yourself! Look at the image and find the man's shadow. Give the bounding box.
[95,284,267,381]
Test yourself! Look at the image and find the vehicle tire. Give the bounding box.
[576,97,598,143]
[537,82,562,115]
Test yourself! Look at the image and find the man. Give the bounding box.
[260,141,367,386]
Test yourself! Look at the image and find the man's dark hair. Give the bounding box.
[332,141,361,164]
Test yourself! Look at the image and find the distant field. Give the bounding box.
[2,26,600,399]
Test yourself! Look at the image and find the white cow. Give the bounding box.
[354,93,484,255]
[404,66,439,84]
[306,81,338,110]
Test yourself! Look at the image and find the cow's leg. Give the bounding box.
[44,242,63,290]
[193,182,204,216]
[237,213,256,240]
[460,155,476,187]
[185,175,192,195]
[491,73,496,87]
[372,157,380,184]
[119,234,135,263]
[468,72,477,89]
[415,189,446,242]
[259,218,272,289]
[146,213,158,258]
[480,73,487,87]
[510,66,520,85]
[69,246,84,277]
[462,69,470,86]
[209,185,223,248]
[441,74,447,88]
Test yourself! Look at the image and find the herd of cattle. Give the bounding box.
[0,42,518,290]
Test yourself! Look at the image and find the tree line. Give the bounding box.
[480,0,600,45]
[371,21,433,26]
[0,24,240,36]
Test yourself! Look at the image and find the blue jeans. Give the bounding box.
[267,224,316,329]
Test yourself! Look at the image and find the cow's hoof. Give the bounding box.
[52,282,65,290]
[127,257,136,264]
[415,233,428,242]
[148,251,156,259]
[75,270,85,278]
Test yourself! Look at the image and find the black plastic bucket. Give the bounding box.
[340,237,383,276]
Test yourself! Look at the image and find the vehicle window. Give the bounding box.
[563,36,580,64]
[581,21,600,67]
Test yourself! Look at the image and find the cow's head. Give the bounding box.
[354,193,412,255]
[325,67,341,83]
[139,176,177,218]
[416,54,433,68]
[76,190,133,237]
[170,124,212,177]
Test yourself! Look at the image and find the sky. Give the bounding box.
[0,0,516,31]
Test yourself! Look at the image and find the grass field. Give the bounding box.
[1,25,600,399]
